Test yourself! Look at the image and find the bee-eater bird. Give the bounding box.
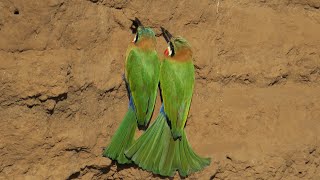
[103,18,160,164]
[125,27,210,176]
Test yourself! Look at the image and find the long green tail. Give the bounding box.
[103,105,137,164]
[125,109,211,177]
[176,130,211,177]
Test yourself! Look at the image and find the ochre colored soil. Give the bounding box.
[1,0,320,179]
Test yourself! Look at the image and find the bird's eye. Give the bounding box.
[132,33,138,43]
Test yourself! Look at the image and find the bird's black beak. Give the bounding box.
[130,17,143,34]
[160,27,173,43]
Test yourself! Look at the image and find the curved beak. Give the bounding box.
[160,27,173,43]
[133,17,142,26]
[130,17,143,34]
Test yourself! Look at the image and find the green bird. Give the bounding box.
[126,27,210,176]
[103,18,160,164]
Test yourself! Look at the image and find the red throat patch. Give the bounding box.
[164,48,169,56]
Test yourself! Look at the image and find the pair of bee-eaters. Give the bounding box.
[103,18,210,177]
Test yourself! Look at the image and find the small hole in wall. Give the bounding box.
[13,9,19,15]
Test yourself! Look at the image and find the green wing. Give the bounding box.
[160,59,194,139]
[125,47,160,126]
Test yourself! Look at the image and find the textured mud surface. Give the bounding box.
[1,0,320,179]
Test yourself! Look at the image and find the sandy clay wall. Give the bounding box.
[1,0,320,179]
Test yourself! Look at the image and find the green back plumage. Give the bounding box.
[126,30,210,177]
[126,47,160,125]
[160,59,194,139]
[125,26,160,126]
[103,24,160,164]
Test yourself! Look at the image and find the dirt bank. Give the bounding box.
[0,0,320,179]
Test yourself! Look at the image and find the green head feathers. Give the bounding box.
[161,27,191,57]
[135,27,155,42]
[171,36,191,51]
[130,18,155,43]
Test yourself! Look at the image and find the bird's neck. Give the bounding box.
[170,48,193,62]
[135,37,156,50]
